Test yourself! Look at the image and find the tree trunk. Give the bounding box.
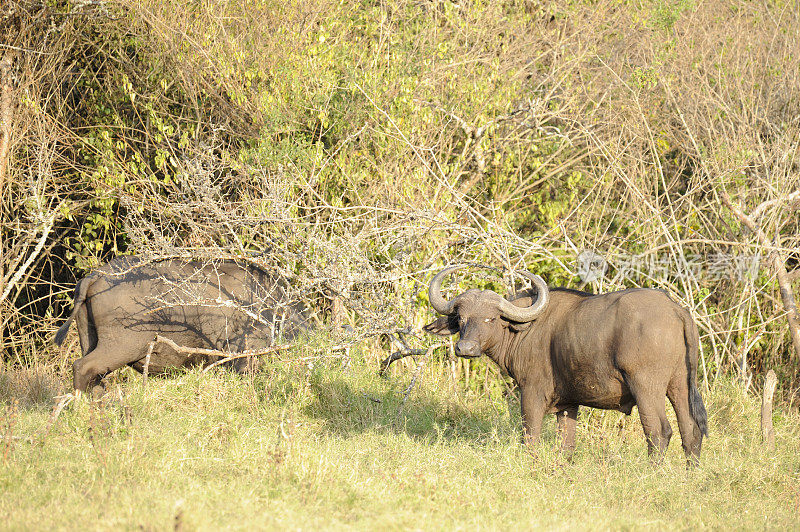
[721,189,800,363]
[0,50,17,362]
[0,51,13,190]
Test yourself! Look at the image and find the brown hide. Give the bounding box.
[55,256,306,391]
[424,285,707,465]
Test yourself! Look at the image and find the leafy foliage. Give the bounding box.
[1,0,799,387]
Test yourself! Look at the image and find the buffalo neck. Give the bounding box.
[483,319,546,383]
[483,291,584,384]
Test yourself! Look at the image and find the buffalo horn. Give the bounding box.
[428,264,467,315]
[497,271,550,322]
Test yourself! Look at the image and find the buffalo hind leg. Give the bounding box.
[667,377,702,467]
[627,374,671,461]
[638,399,671,462]
[556,407,579,457]
[74,301,96,356]
[73,341,141,393]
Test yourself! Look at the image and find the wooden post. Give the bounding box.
[761,370,777,451]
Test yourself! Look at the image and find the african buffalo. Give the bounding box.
[423,265,708,465]
[55,256,306,392]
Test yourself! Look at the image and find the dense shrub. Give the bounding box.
[0,0,798,395]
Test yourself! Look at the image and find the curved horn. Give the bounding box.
[428,264,467,315]
[497,270,550,322]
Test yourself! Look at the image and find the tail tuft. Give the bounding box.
[689,384,708,437]
[54,277,90,346]
[54,320,71,345]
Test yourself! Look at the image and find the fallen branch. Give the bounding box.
[201,342,294,372]
[39,393,75,443]
[48,393,75,424]
[379,348,429,377]
[378,328,444,377]
[401,345,437,402]
[143,335,294,373]
[142,335,350,375]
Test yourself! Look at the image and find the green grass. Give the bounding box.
[1,354,798,530]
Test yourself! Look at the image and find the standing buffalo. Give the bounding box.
[423,265,708,465]
[55,256,307,392]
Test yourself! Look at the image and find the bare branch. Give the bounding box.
[0,212,55,304]
[750,191,800,220]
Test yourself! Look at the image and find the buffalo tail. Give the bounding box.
[683,310,708,437]
[54,276,90,345]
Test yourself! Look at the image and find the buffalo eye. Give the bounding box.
[484,317,496,323]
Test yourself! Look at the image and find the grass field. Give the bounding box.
[3,1,799,529]
[1,352,799,530]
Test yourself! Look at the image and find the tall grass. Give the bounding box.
[1,351,798,529]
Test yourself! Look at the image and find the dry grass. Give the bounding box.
[0,365,64,408]
[1,350,799,529]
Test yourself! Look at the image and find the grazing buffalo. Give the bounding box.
[423,265,708,465]
[55,256,307,392]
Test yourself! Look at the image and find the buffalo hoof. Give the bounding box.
[91,384,106,399]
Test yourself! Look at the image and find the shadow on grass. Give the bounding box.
[304,374,519,444]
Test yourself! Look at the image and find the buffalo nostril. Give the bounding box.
[456,341,479,357]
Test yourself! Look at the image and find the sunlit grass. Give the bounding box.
[1,352,798,530]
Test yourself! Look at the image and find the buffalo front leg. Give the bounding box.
[556,407,579,456]
[520,388,547,449]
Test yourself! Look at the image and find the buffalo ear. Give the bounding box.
[423,315,459,336]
